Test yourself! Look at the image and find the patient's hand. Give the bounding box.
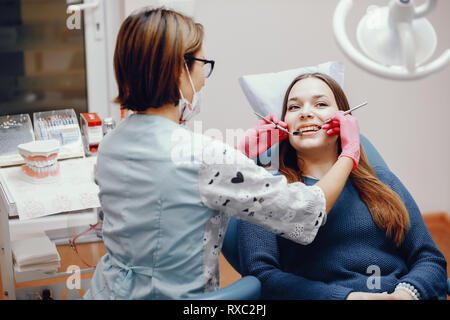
[346,291,414,300]
[346,292,389,300]
[385,290,416,300]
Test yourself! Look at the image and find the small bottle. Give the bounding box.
[102,117,116,136]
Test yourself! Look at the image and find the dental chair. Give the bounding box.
[193,135,449,299]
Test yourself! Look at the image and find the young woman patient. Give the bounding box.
[237,73,448,300]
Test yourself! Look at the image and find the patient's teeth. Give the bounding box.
[298,125,322,133]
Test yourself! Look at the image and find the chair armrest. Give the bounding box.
[190,276,261,300]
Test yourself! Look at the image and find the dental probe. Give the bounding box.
[253,112,294,136]
[292,101,369,136]
[322,101,368,125]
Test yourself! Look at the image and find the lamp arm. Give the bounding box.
[414,0,437,19]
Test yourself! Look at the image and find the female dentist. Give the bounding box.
[84,7,360,299]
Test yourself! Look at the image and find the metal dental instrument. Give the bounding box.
[322,101,368,125]
[254,101,368,137]
[292,101,369,136]
[253,112,294,136]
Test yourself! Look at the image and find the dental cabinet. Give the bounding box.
[0,156,101,300]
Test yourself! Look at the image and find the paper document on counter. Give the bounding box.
[0,157,100,220]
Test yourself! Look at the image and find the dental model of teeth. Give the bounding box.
[18,139,60,183]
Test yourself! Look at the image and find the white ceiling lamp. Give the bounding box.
[333,0,450,80]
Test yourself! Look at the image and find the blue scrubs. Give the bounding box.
[84,114,326,299]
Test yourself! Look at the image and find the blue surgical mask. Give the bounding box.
[179,62,203,124]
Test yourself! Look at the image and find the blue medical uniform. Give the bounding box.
[84,114,326,299]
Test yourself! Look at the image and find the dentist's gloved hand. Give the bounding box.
[236,113,289,159]
[322,111,360,171]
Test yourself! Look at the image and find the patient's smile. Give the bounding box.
[295,124,322,136]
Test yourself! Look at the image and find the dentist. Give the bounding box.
[84,7,360,299]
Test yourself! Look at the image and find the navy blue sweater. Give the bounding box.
[237,167,448,300]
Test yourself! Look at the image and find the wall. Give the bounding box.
[121,0,450,215]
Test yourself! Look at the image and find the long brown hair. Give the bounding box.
[114,8,204,111]
[279,73,409,246]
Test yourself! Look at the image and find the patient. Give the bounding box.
[237,73,448,300]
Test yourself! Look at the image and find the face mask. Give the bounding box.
[179,62,203,124]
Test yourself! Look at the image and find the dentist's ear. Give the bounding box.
[178,63,192,100]
[178,63,186,84]
[179,61,188,79]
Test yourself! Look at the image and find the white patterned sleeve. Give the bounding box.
[197,138,327,245]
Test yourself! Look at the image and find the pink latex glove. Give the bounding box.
[322,111,360,171]
[236,113,289,159]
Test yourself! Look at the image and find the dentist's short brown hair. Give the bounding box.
[114,7,204,111]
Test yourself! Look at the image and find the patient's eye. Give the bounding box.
[288,105,300,111]
[316,102,328,108]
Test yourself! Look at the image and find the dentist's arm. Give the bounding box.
[198,113,360,245]
[316,156,353,213]
[318,112,360,212]
[236,111,360,214]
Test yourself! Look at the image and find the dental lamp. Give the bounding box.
[333,0,450,80]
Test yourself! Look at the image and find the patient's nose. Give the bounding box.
[299,104,315,120]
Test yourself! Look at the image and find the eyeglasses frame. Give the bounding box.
[184,54,215,78]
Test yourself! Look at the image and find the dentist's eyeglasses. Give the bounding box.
[184,55,215,78]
